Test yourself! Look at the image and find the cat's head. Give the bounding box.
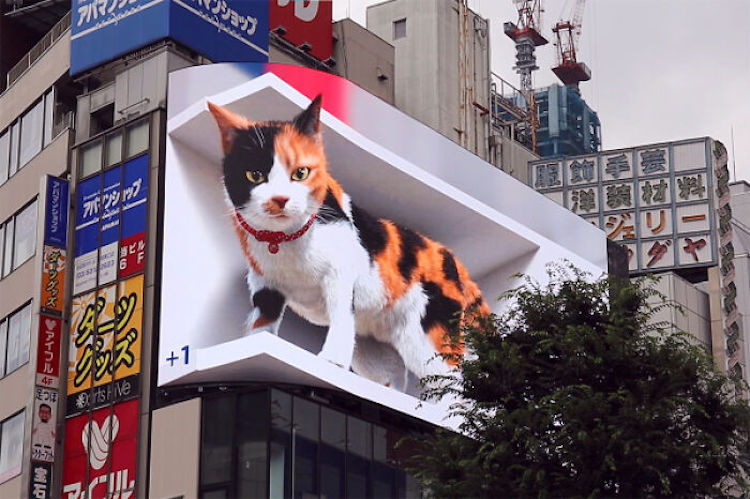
[208,96,329,232]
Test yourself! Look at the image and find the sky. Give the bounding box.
[331,0,750,183]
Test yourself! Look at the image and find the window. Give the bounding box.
[106,132,123,167]
[1,199,38,278]
[126,120,149,158]
[19,100,43,166]
[200,388,421,498]
[394,18,406,40]
[5,302,32,374]
[80,139,103,178]
[0,131,8,186]
[8,122,19,177]
[0,411,25,483]
[43,88,55,147]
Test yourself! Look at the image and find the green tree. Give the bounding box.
[410,265,750,498]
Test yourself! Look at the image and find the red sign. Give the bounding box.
[118,232,145,278]
[270,0,333,61]
[61,400,139,499]
[36,315,62,389]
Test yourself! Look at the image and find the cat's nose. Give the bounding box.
[271,196,290,209]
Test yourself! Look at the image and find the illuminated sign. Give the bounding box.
[158,62,607,431]
[67,275,143,415]
[41,246,66,315]
[36,315,62,389]
[530,138,718,274]
[74,155,148,295]
[62,400,139,499]
[44,177,69,247]
[70,0,269,75]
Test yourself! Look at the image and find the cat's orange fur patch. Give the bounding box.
[252,316,274,329]
[230,215,262,275]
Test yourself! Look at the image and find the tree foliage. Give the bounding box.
[409,265,750,498]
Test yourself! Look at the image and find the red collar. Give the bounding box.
[235,210,317,254]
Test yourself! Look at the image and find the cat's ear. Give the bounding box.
[207,101,249,153]
[293,95,322,140]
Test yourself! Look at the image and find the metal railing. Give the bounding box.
[6,11,71,88]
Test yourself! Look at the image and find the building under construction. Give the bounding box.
[535,83,601,158]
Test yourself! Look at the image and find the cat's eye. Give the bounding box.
[246,170,265,184]
[291,167,310,181]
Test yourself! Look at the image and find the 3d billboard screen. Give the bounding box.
[158,62,607,418]
[70,0,269,75]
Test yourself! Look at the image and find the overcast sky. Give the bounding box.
[332,0,750,183]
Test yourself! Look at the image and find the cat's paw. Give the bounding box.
[318,348,351,370]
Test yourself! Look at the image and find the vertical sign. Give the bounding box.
[73,174,101,295]
[119,155,148,278]
[31,176,69,499]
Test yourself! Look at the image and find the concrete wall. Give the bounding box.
[730,181,750,382]
[367,0,491,161]
[332,19,395,104]
[649,272,712,349]
[149,398,201,499]
[491,133,538,185]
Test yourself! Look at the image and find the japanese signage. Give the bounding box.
[29,461,53,499]
[45,177,69,247]
[70,0,269,75]
[530,138,717,274]
[36,315,63,389]
[73,155,148,295]
[66,275,143,415]
[270,0,332,61]
[41,247,66,315]
[31,388,59,462]
[62,400,139,499]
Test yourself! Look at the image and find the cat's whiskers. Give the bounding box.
[253,125,265,148]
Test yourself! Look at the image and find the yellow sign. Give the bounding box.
[67,275,143,397]
[41,246,66,314]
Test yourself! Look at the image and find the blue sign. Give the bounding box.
[70,0,269,75]
[44,176,69,248]
[121,155,149,238]
[101,166,121,246]
[75,175,101,257]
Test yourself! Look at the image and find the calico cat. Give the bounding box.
[207,95,489,390]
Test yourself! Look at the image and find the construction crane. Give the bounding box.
[551,0,591,92]
[504,0,547,152]
[504,0,547,95]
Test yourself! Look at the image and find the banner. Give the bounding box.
[41,246,66,315]
[31,388,59,462]
[36,315,62,389]
[66,275,143,415]
[61,400,139,499]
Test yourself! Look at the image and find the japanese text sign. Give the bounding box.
[62,400,139,499]
[530,138,718,273]
[270,0,332,61]
[66,275,143,415]
[44,176,69,248]
[36,315,63,389]
[71,0,269,75]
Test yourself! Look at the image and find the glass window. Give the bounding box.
[347,417,372,498]
[293,397,319,499]
[0,224,4,278]
[201,396,235,487]
[3,218,13,277]
[0,320,6,378]
[43,88,55,147]
[6,302,32,373]
[80,139,103,178]
[13,200,37,270]
[236,392,268,498]
[270,390,292,499]
[0,130,8,185]
[0,411,24,483]
[126,120,149,157]
[321,407,346,499]
[394,18,406,40]
[19,100,43,166]
[8,122,19,177]
[106,132,123,167]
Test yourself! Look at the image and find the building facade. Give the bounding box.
[535,84,601,159]
[0,2,610,498]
